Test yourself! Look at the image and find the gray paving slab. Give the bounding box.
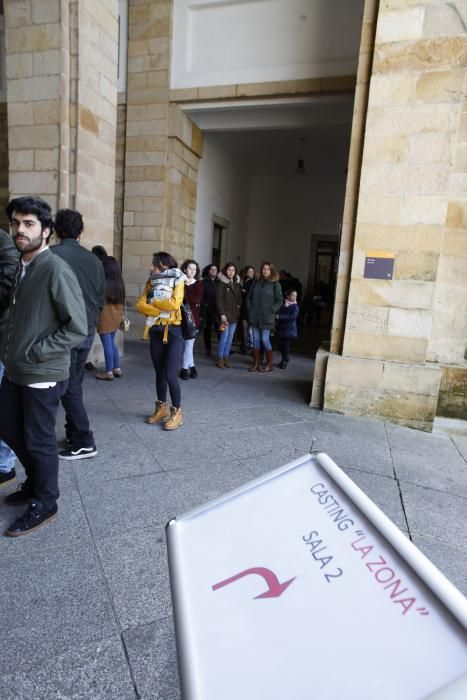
[451,434,467,461]
[391,444,467,497]
[79,472,187,538]
[341,467,408,531]
[0,637,135,700]
[0,541,118,675]
[412,535,467,596]
[95,528,172,630]
[239,446,309,477]
[401,481,467,552]
[123,618,181,700]
[216,420,316,459]
[166,461,255,511]
[0,468,90,555]
[386,422,453,454]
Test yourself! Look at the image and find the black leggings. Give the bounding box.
[149,328,183,408]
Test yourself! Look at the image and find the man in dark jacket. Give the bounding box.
[201,263,218,355]
[0,196,87,536]
[51,209,105,460]
[0,228,19,488]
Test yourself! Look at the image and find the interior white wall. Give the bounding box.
[194,125,349,288]
[194,134,249,269]
[172,0,365,89]
[245,174,345,290]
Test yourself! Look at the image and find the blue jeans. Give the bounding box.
[61,332,95,448]
[0,362,16,473]
[218,322,237,358]
[252,327,272,351]
[99,331,120,373]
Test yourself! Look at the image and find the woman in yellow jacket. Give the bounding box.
[136,251,186,430]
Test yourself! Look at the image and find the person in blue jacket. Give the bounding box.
[276,289,299,369]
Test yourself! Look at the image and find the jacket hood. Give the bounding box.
[217,272,240,285]
[257,272,279,283]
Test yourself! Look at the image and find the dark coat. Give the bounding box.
[277,302,299,339]
[184,280,204,329]
[202,277,217,317]
[246,275,283,330]
[51,239,105,334]
[0,228,19,318]
[239,277,255,321]
[214,273,242,323]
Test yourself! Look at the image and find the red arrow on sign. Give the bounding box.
[212,567,296,599]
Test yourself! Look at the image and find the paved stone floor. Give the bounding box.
[1,332,466,699]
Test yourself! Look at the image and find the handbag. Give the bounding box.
[120,300,130,332]
[180,302,197,340]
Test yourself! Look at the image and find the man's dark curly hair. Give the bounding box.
[6,196,54,242]
[54,208,84,240]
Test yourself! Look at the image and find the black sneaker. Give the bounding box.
[5,481,34,505]
[59,445,97,461]
[0,468,16,488]
[5,501,57,537]
[190,366,198,378]
[180,369,190,380]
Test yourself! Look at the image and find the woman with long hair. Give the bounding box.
[136,251,185,430]
[246,261,283,372]
[201,263,218,356]
[214,262,242,368]
[96,256,125,381]
[180,259,203,379]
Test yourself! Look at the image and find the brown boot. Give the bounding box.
[223,356,231,368]
[163,406,183,430]
[249,349,261,372]
[260,350,274,372]
[216,358,225,369]
[146,400,170,424]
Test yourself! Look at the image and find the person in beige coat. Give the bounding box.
[96,256,124,381]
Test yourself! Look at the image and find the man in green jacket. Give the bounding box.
[0,196,87,537]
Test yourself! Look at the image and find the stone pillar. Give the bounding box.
[122,0,202,298]
[323,0,467,430]
[4,0,118,250]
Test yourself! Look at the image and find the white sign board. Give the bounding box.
[166,453,467,700]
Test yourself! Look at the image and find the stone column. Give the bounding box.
[323,0,467,430]
[4,0,118,250]
[122,0,202,298]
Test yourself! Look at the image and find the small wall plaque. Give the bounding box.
[364,250,395,280]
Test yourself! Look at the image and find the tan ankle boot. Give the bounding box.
[216,358,225,369]
[260,350,274,372]
[163,406,184,430]
[146,400,170,424]
[223,356,230,368]
[249,349,261,372]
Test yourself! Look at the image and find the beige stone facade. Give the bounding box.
[0,0,465,427]
[324,0,467,429]
[3,0,118,250]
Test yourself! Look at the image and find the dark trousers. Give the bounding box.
[279,338,292,361]
[149,328,183,408]
[203,311,220,354]
[61,332,95,447]
[0,377,68,507]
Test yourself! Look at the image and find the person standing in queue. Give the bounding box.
[0,196,87,536]
[214,262,242,369]
[246,261,282,372]
[136,252,185,430]
[201,263,218,356]
[180,259,203,379]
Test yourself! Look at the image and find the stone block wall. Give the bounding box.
[4,0,118,251]
[122,0,202,299]
[324,0,467,428]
